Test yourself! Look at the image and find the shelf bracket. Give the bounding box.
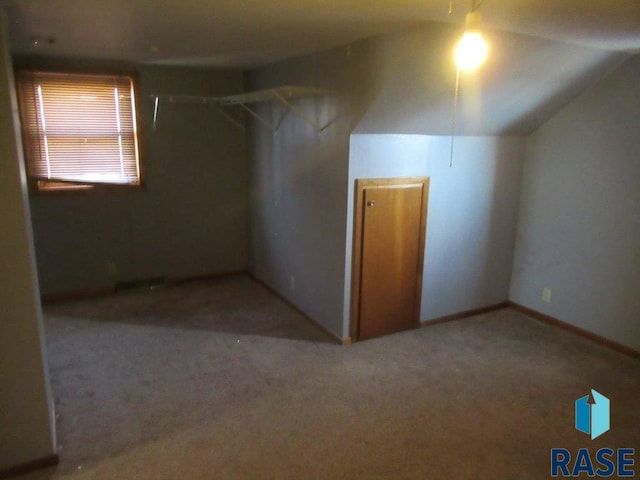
[239,103,276,134]
[272,91,323,135]
[209,103,245,131]
[274,104,290,134]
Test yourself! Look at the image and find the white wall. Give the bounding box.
[510,55,640,351]
[246,42,374,338]
[17,58,247,296]
[0,14,56,470]
[344,134,525,337]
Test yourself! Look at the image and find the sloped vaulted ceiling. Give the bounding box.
[353,24,630,136]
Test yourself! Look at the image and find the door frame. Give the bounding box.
[349,177,430,341]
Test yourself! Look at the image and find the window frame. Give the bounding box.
[15,68,145,195]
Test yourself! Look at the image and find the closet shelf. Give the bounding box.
[149,85,333,134]
[216,86,330,105]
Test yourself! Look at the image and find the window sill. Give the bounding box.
[29,180,146,196]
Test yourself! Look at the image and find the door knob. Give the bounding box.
[366,200,375,207]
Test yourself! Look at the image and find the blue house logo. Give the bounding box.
[551,390,635,477]
[575,389,610,440]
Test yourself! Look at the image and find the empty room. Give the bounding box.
[1,1,639,479]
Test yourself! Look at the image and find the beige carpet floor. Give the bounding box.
[20,274,640,479]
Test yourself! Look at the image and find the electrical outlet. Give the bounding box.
[542,287,552,303]
[289,275,295,292]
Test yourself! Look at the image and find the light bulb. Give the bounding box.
[455,30,488,71]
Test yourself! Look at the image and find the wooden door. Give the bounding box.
[351,178,429,341]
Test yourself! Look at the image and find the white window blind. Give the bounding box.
[17,71,141,191]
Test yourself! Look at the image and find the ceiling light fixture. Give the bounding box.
[455,10,488,72]
[449,0,487,167]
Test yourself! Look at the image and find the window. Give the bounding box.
[17,71,141,191]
